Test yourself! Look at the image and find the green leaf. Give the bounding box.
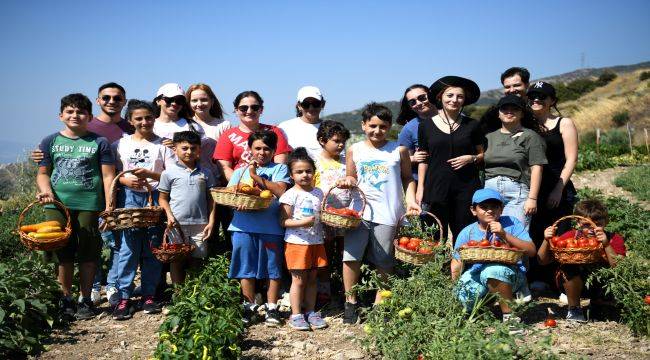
[13,298,25,312]
[0,308,5,324]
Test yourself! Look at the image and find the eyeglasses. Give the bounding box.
[407,94,428,107]
[101,95,124,103]
[161,96,186,106]
[301,99,322,109]
[528,93,548,103]
[237,104,261,113]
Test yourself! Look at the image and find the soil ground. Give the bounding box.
[36,167,650,360]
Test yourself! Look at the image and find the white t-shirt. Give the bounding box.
[195,118,231,181]
[279,187,324,245]
[277,117,321,158]
[112,135,176,192]
[153,118,196,140]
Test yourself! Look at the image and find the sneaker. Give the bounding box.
[142,296,162,314]
[558,293,568,305]
[112,299,134,320]
[288,314,310,331]
[343,302,359,325]
[566,307,587,323]
[242,304,259,326]
[80,290,102,306]
[265,308,282,326]
[502,313,524,335]
[514,285,532,304]
[106,287,119,307]
[75,299,99,320]
[306,311,328,329]
[59,296,76,319]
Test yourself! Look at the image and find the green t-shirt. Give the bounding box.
[39,132,114,211]
[484,128,547,186]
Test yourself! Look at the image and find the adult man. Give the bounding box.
[480,67,531,134]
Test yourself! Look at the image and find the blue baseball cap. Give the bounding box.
[472,188,504,205]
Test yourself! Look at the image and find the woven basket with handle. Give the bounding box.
[99,170,164,231]
[459,230,524,265]
[17,200,72,251]
[211,164,272,210]
[320,185,366,229]
[548,215,605,264]
[394,211,444,266]
[151,225,195,263]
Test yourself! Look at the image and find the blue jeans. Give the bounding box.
[485,176,530,231]
[93,230,120,292]
[116,188,163,299]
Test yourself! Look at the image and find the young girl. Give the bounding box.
[153,83,202,146]
[337,102,421,324]
[226,130,290,326]
[280,147,328,331]
[112,100,175,320]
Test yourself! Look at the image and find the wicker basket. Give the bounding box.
[320,185,366,229]
[17,200,72,251]
[211,164,272,211]
[459,245,524,265]
[394,211,444,266]
[99,170,164,231]
[549,215,604,264]
[151,226,195,263]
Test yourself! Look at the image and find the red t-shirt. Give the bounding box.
[558,229,626,256]
[212,124,291,169]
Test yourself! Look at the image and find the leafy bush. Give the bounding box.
[611,111,630,127]
[0,255,61,356]
[596,71,617,87]
[576,149,615,172]
[614,166,650,201]
[640,71,650,81]
[155,256,243,359]
[362,254,553,359]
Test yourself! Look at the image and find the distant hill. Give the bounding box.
[324,61,650,134]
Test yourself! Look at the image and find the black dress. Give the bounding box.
[417,115,483,242]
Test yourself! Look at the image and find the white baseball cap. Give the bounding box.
[156,83,184,98]
[296,86,323,102]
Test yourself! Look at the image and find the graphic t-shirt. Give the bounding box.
[277,117,321,159]
[313,153,350,208]
[113,135,175,191]
[484,128,548,186]
[279,187,324,245]
[227,163,291,235]
[38,132,114,211]
[213,124,291,171]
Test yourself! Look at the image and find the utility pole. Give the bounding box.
[580,52,586,69]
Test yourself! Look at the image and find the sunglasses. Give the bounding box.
[528,93,548,102]
[237,104,261,113]
[301,100,323,109]
[161,96,186,106]
[101,95,124,103]
[407,94,428,107]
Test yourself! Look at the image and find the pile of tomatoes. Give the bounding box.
[325,207,361,218]
[550,234,599,249]
[459,239,515,249]
[159,243,192,251]
[397,236,439,255]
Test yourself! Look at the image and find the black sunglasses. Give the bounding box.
[528,93,548,102]
[407,94,428,107]
[301,99,323,109]
[101,95,124,103]
[237,104,261,112]
[162,96,186,106]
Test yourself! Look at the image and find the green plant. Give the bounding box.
[596,71,617,86]
[0,255,62,356]
[611,111,630,127]
[155,256,243,359]
[640,71,650,81]
[576,149,615,172]
[614,166,650,201]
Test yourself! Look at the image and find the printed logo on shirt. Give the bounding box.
[127,148,152,169]
[358,160,389,191]
[51,156,94,189]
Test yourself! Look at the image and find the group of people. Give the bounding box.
[33,66,625,332]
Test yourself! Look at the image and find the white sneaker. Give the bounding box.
[106,287,119,306]
[78,289,102,306]
[559,293,568,305]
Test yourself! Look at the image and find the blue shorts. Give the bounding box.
[228,232,284,280]
[455,264,527,311]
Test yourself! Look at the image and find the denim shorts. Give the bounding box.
[455,264,527,310]
[485,176,530,231]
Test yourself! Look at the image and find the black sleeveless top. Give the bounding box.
[540,118,575,195]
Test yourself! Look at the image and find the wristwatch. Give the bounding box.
[472,155,478,163]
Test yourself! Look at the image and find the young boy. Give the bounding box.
[537,199,626,323]
[36,93,116,320]
[158,131,217,284]
[451,188,536,323]
[337,103,420,324]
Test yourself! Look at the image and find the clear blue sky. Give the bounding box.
[1,0,649,148]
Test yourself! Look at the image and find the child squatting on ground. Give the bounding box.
[537,199,626,323]
[280,147,328,330]
[451,188,537,325]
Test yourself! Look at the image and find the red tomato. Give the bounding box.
[418,247,433,254]
[550,236,560,246]
[406,241,419,251]
[556,239,568,248]
[460,244,468,249]
[479,239,490,247]
[645,295,650,305]
[587,238,598,248]
[398,237,410,246]
[578,239,590,248]
[493,240,502,247]
[410,237,422,243]
[544,318,557,327]
[566,240,577,248]
[467,240,479,247]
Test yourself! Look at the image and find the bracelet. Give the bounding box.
[528,197,537,200]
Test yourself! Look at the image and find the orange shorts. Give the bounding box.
[285,243,328,270]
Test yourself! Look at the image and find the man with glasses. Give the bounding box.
[278,86,326,159]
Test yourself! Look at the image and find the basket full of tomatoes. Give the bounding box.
[459,234,524,265]
[394,211,444,265]
[320,185,366,229]
[151,225,196,263]
[548,215,604,264]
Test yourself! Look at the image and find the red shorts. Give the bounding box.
[285,243,328,270]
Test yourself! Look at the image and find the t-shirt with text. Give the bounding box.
[212,124,291,171]
[484,128,547,186]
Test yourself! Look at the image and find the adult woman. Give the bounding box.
[277,86,326,159]
[483,95,547,231]
[153,83,198,143]
[396,84,437,180]
[528,81,578,245]
[417,76,484,242]
[213,91,291,180]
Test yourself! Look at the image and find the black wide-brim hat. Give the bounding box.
[429,76,481,106]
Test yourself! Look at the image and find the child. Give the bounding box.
[36,93,116,320]
[336,102,420,324]
[227,130,290,326]
[451,188,537,324]
[158,131,217,285]
[280,147,328,331]
[537,199,626,323]
[313,120,351,305]
[111,100,175,320]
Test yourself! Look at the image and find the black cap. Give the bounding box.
[429,76,481,106]
[527,81,557,99]
[497,94,526,110]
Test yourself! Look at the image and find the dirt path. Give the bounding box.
[572,166,650,209]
